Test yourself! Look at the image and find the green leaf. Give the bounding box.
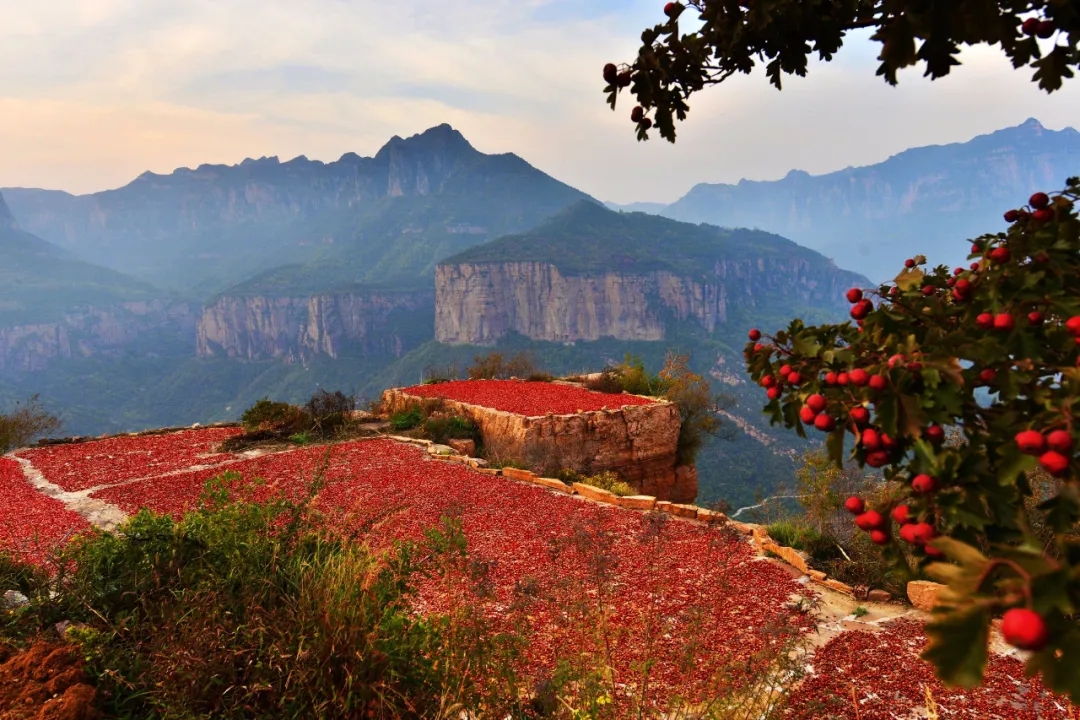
[923,605,990,688]
[894,267,925,291]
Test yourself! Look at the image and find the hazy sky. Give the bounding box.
[2,0,1079,204]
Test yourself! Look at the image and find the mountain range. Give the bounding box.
[605,118,1080,282]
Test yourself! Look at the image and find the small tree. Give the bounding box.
[603,0,1079,142]
[0,395,62,453]
[793,449,870,533]
[658,351,723,466]
[745,180,1080,698]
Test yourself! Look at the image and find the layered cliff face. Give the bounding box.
[0,300,197,373]
[197,291,434,362]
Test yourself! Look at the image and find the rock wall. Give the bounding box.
[434,259,850,345]
[381,386,693,502]
[0,300,197,373]
[196,291,434,361]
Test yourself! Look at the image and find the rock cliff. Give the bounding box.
[0,300,197,373]
[196,291,434,361]
[435,258,853,345]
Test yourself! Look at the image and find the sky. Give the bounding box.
[1,0,1079,205]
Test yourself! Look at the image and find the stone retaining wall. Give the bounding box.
[381,387,692,502]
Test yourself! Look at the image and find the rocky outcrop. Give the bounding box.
[0,301,197,373]
[196,291,434,361]
[381,386,691,502]
[435,258,852,345]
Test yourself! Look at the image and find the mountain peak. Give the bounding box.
[0,191,17,230]
[1019,117,1045,131]
[374,123,475,160]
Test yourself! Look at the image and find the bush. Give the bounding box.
[240,398,311,434]
[422,415,478,445]
[304,389,356,436]
[467,351,541,380]
[557,469,637,497]
[389,408,423,431]
[0,395,62,453]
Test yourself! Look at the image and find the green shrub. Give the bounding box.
[240,397,311,434]
[467,351,541,380]
[288,432,311,445]
[303,389,355,436]
[422,415,478,445]
[390,408,423,431]
[571,470,637,497]
[0,395,62,453]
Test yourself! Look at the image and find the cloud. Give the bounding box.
[0,1,1077,203]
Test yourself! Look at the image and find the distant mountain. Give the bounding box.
[603,200,668,214]
[4,125,595,296]
[628,119,1080,282]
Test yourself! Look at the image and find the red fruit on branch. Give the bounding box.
[754,343,764,351]
[855,511,885,531]
[888,354,906,369]
[911,474,938,494]
[748,328,761,341]
[806,394,827,413]
[846,288,863,303]
[1028,311,1044,326]
[1022,17,1040,35]
[630,105,645,122]
[909,522,936,545]
[814,414,836,432]
[1047,430,1074,454]
[1002,608,1050,651]
[904,258,916,268]
[844,496,865,515]
[837,372,850,386]
[870,529,890,545]
[824,372,838,386]
[868,375,887,392]
[851,299,873,320]
[993,313,1015,331]
[761,375,776,388]
[602,63,618,83]
[925,425,945,444]
[976,313,994,330]
[767,387,782,401]
[639,117,652,130]
[955,279,972,293]
[861,428,882,451]
[989,247,1011,264]
[979,368,997,384]
[1030,192,1050,209]
[1033,208,1054,223]
[663,1,682,17]
[616,70,632,87]
[850,406,870,426]
[1036,20,1055,38]
[1003,209,1020,222]
[849,368,869,387]
[1066,316,1080,335]
[899,523,919,544]
[924,544,945,558]
[787,372,802,385]
[881,433,899,451]
[1040,450,1070,477]
[947,278,956,287]
[1015,430,1046,455]
[891,505,912,524]
[779,364,793,377]
[969,262,980,271]
[865,450,890,468]
[799,405,817,424]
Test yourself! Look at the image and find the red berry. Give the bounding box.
[954,266,965,276]
[663,1,682,17]
[766,386,782,400]
[846,288,863,304]
[904,258,915,268]
[970,262,980,271]
[955,279,971,293]
[976,313,994,330]
[989,247,1011,264]
[1028,311,1044,326]
[1047,430,1073,454]
[899,523,919,544]
[844,496,865,515]
[1040,450,1070,477]
[887,354,905,369]
[1036,20,1055,38]
[924,543,945,558]
[850,406,870,426]
[921,285,934,296]
[814,414,836,432]
[890,287,899,296]
[761,375,776,388]
[779,364,793,377]
[787,372,802,385]
[1022,17,1040,35]
[868,375,887,392]
[1004,209,1020,222]
[970,242,982,254]
[754,343,764,351]
[1015,429,1046,455]
[1030,191,1050,209]
[1066,316,1080,335]
[630,106,645,123]
[881,433,899,450]
[603,63,618,83]
[837,372,850,386]
[1033,207,1054,223]
[909,522,936,545]
[911,474,938,494]
[824,372,838,386]
[861,428,881,451]
[993,313,1015,331]
[947,278,956,287]
[851,299,873,320]
[925,425,945,444]
[1002,608,1050,651]
[849,368,869,387]
[855,511,885,531]
[865,450,890,468]
[869,529,890,545]
[748,328,761,341]
[979,368,997,384]
[639,117,652,130]
[891,505,912,524]
[616,70,632,87]
[806,394,827,413]
[799,405,817,424]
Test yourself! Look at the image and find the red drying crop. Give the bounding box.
[785,618,1073,719]
[402,379,656,415]
[0,457,90,565]
[14,428,242,492]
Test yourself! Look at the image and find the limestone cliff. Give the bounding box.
[196,291,434,361]
[0,300,197,373]
[435,258,852,345]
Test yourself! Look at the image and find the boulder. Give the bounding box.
[907,580,946,611]
[868,589,892,603]
[572,483,619,504]
[447,438,476,456]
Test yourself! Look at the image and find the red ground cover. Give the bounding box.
[0,458,90,565]
[14,428,242,492]
[785,617,1075,719]
[401,379,656,415]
